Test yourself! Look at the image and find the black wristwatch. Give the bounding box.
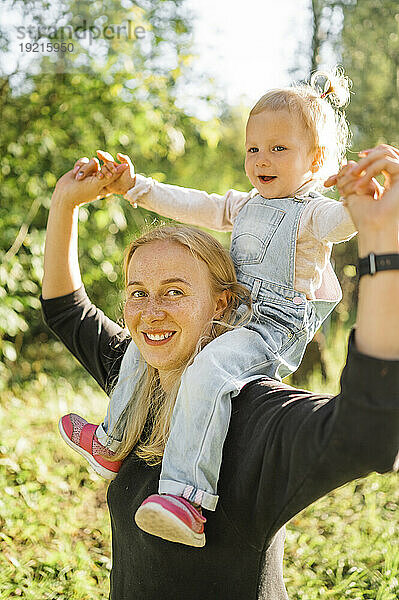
[358,253,399,277]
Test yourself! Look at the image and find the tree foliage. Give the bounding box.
[340,0,399,150]
[0,0,248,385]
[301,0,399,150]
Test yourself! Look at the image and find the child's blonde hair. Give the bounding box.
[249,67,352,184]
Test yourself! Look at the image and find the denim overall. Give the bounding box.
[97,193,340,511]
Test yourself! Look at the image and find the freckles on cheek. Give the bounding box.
[123,301,140,328]
[123,303,132,320]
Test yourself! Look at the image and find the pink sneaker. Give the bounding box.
[135,494,206,547]
[58,413,122,480]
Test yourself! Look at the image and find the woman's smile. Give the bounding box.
[142,330,177,345]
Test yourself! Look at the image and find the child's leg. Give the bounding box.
[96,340,145,451]
[158,327,281,511]
[59,340,144,478]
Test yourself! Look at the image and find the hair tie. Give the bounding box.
[321,80,334,100]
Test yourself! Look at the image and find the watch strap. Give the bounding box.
[358,253,399,277]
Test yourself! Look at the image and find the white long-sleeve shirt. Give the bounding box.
[125,176,357,300]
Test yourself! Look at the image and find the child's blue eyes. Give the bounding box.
[247,146,286,153]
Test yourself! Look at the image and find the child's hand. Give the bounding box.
[334,162,379,202]
[73,155,129,194]
[324,160,382,199]
[327,145,399,233]
[95,150,136,196]
[55,158,127,208]
[73,151,136,196]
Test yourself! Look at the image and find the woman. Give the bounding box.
[41,145,399,599]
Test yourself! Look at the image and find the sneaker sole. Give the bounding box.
[58,418,117,481]
[135,502,206,547]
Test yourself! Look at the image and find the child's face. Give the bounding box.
[245,109,317,198]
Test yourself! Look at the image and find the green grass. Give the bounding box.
[1,333,398,599]
[0,371,111,599]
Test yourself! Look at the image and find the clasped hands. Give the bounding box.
[73,150,137,198]
[52,150,136,208]
[325,144,399,233]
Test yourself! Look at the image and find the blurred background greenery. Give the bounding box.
[0,1,398,598]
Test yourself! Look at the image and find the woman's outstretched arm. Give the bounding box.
[327,145,399,360]
[42,158,127,299]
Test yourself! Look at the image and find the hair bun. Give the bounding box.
[310,67,351,108]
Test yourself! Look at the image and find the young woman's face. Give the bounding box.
[245,109,317,198]
[124,240,224,380]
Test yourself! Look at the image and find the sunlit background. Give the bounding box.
[1,1,398,598]
[186,0,311,109]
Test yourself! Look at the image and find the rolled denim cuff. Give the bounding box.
[96,424,122,452]
[158,479,219,511]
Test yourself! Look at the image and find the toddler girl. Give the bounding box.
[59,69,357,547]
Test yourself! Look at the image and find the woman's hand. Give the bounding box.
[74,150,136,197]
[325,145,399,240]
[324,161,381,200]
[53,157,128,208]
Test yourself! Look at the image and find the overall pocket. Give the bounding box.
[231,203,285,265]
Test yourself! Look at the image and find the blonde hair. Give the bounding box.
[249,67,352,184]
[111,224,252,465]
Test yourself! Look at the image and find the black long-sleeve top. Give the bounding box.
[40,286,399,600]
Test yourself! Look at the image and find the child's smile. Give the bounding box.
[245,109,319,199]
[258,175,277,184]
